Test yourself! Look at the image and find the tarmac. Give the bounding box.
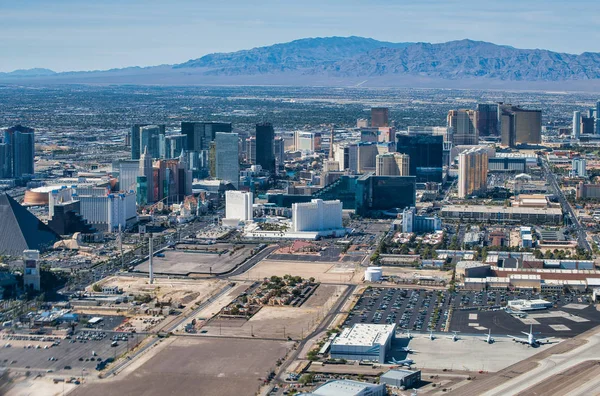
[445,323,600,396]
[389,333,547,372]
[450,305,600,338]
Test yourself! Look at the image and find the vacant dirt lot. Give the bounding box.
[94,276,225,306]
[238,259,356,284]
[201,285,347,339]
[70,337,293,396]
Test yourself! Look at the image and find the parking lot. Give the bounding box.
[344,287,599,337]
[133,243,257,275]
[344,288,453,332]
[1,329,135,375]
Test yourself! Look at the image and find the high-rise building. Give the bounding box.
[140,125,162,159]
[182,122,233,177]
[375,153,410,176]
[294,131,321,152]
[274,136,285,169]
[458,147,489,198]
[573,111,582,139]
[130,124,146,160]
[476,104,499,136]
[356,142,378,173]
[581,116,595,135]
[225,191,253,222]
[596,101,600,135]
[118,160,141,193]
[396,134,443,182]
[334,144,350,170]
[0,143,11,178]
[371,108,389,128]
[215,132,240,188]
[292,199,343,233]
[355,175,416,216]
[3,125,35,178]
[255,123,275,172]
[165,134,187,159]
[246,137,256,164]
[572,158,587,178]
[499,105,542,147]
[448,110,478,145]
[139,148,154,204]
[131,124,165,160]
[181,121,232,152]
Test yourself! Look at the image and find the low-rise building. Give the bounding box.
[380,369,421,389]
[330,323,395,363]
[299,379,386,396]
[441,205,562,225]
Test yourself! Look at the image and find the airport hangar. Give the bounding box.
[330,323,396,363]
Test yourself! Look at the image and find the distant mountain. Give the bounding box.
[0,68,56,77]
[174,36,412,74]
[3,37,600,89]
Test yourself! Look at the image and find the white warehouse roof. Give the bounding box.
[332,323,396,348]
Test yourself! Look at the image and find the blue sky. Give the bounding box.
[1,0,599,72]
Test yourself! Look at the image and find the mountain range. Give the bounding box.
[3,36,600,90]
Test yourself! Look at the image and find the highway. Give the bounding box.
[541,158,590,251]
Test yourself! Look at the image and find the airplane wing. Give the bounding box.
[537,338,553,344]
[508,335,529,344]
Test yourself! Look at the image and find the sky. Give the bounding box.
[1,0,599,72]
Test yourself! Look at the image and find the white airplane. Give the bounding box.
[406,330,413,339]
[4,343,11,348]
[388,357,415,367]
[429,330,435,341]
[508,325,552,347]
[401,346,414,353]
[483,329,495,344]
[449,331,460,342]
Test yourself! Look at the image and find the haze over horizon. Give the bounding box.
[2,0,600,73]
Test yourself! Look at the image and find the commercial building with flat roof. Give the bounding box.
[300,379,386,396]
[440,205,562,224]
[330,323,396,363]
[380,369,421,389]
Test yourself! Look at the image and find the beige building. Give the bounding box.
[375,153,410,176]
[458,147,488,198]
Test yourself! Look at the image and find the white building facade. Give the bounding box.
[225,191,253,222]
[292,199,342,232]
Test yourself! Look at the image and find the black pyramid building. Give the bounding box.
[0,193,60,256]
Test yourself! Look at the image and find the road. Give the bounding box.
[541,158,590,250]
[101,282,235,377]
[273,284,356,384]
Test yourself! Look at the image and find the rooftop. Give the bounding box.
[303,379,383,396]
[442,205,562,215]
[332,323,395,347]
[381,368,419,380]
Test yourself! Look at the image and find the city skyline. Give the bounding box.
[1,0,600,72]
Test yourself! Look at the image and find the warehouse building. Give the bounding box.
[380,369,421,389]
[330,323,396,363]
[299,379,386,396]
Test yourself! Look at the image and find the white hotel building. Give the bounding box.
[292,199,343,233]
[225,191,253,225]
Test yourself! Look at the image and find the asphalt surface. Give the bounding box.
[542,158,590,250]
[344,287,453,332]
